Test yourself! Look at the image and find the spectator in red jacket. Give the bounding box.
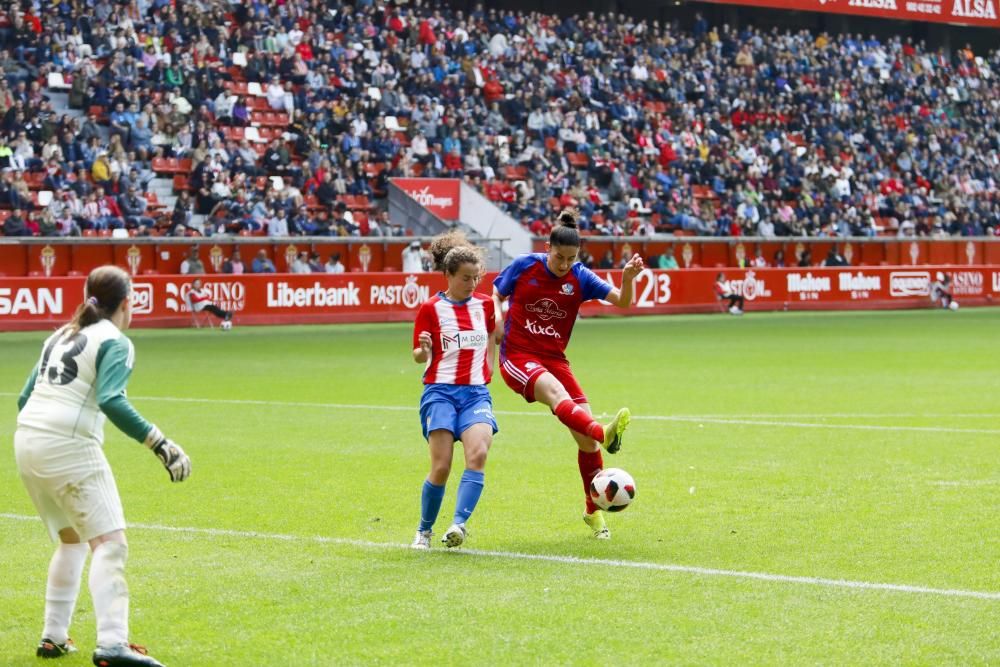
[483,78,504,104]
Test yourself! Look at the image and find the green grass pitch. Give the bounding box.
[2,309,1000,665]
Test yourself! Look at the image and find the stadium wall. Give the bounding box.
[1,267,996,331]
[3,238,1000,278]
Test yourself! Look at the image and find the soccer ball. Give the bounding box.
[589,468,636,513]
[220,320,233,331]
[949,301,959,311]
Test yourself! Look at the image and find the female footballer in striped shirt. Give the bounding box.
[410,232,499,550]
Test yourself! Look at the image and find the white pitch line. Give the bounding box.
[2,392,996,435]
[638,415,1000,436]
[0,512,996,601]
[688,413,1000,419]
[930,480,1000,488]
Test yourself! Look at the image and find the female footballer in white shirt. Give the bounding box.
[15,265,191,667]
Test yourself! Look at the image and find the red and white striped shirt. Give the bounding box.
[413,292,495,385]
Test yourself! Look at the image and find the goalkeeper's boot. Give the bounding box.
[601,407,631,454]
[92,643,164,667]
[410,530,433,550]
[583,510,611,540]
[37,637,77,658]
[441,523,467,548]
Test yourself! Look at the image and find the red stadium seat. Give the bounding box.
[151,157,173,174]
[25,172,46,190]
[567,153,590,169]
[224,81,250,96]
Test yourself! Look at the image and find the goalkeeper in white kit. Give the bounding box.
[15,265,191,667]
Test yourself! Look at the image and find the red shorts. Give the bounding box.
[499,353,587,404]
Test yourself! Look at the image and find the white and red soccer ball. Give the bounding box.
[589,468,636,512]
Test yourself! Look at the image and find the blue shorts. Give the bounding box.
[419,384,498,441]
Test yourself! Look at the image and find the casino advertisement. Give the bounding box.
[0,267,996,331]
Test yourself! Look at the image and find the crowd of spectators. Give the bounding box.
[0,0,999,240]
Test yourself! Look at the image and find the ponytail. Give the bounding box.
[549,207,581,247]
[67,265,131,335]
[67,297,105,336]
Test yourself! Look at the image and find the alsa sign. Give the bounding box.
[701,0,1000,27]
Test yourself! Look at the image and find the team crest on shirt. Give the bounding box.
[560,283,574,295]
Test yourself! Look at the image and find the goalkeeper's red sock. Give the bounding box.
[578,449,604,514]
[554,400,604,442]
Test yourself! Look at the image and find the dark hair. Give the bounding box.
[67,265,130,335]
[549,208,581,248]
[428,229,484,275]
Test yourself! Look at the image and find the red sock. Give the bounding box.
[554,400,604,442]
[578,449,604,514]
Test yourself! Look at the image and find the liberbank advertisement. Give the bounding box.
[1,267,997,330]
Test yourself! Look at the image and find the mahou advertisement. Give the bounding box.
[0,267,996,331]
[702,0,999,27]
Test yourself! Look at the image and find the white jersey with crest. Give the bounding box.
[17,319,135,447]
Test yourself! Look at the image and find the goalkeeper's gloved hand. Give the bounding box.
[144,425,192,483]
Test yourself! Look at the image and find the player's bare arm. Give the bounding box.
[491,287,506,344]
[605,254,645,308]
[413,331,433,363]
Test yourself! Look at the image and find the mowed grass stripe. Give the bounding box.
[3,392,995,436]
[2,512,998,602]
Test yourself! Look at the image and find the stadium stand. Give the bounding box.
[0,1,998,240]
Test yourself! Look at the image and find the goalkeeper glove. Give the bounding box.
[144,425,192,482]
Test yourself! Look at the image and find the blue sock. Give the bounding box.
[453,469,485,525]
[419,480,446,532]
